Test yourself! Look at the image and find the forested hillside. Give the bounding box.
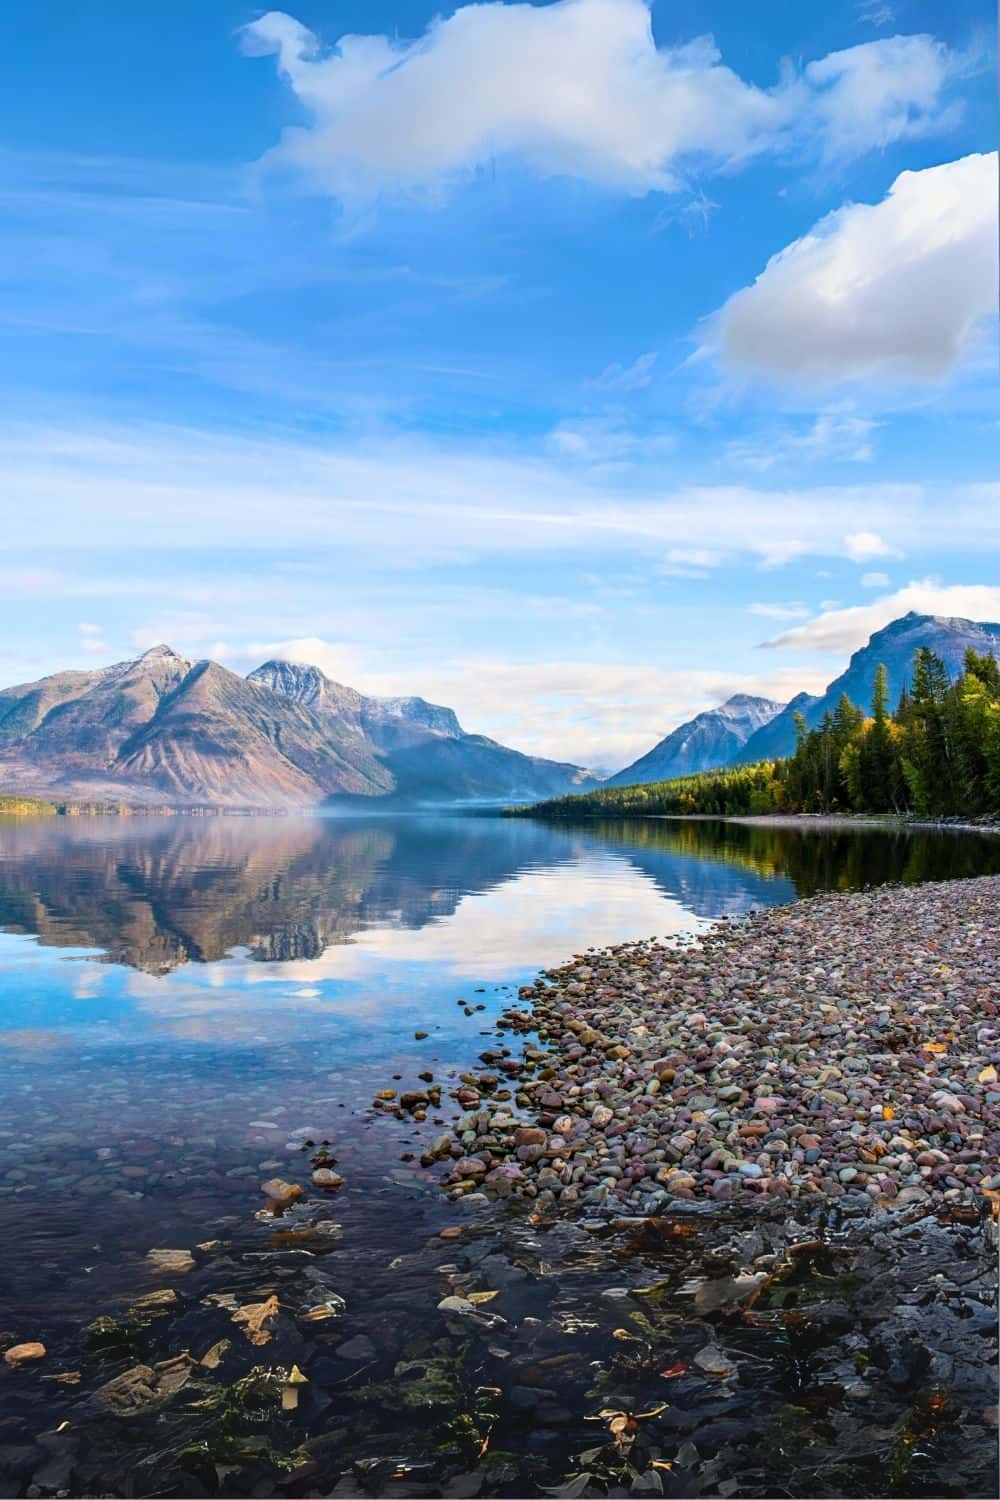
[516,647,1000,820]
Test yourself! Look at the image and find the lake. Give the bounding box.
[1,811,998,1496]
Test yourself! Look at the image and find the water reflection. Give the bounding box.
[1,812,998,979]
[1,812,998,1369]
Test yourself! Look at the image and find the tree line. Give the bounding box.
[512,646,1000,821]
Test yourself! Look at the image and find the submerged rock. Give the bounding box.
[4,1342,45,1367]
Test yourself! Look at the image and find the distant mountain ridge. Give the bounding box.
[606,694,785,787]
[736,612,1000,764]
[0,648,597,808]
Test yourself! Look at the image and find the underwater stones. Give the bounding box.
[261,1177,303,1207]
[4,1342,45,1367]
[232,1295,281,1345]
[145,1248,194,1274]
[312,1168,344,1190]
[93,1355,197,1413]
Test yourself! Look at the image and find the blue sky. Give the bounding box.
[2,0,997,768]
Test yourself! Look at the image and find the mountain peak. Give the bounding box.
[737,611,1000,764]
[138,644,186,661]
[607,693,785,787]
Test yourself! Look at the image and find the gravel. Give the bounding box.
[440,876,1000,1217]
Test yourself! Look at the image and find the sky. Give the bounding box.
[2,0,997,771]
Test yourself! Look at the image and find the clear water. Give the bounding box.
[1,811,998,1357]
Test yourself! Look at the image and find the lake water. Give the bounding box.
[1,811,998,1495]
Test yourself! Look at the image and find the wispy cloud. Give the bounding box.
[548,413,675,464]
[727,409,878,470]
[748,601,809,620]
[2,420,994,570]
[592,352,658,391]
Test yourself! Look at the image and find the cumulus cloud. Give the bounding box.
[712,152,998,383]
[241,3,963,200]
[861,571,890,588]
[764,580,1000,654]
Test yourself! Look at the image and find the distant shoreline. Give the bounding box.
[512,805,1000,836]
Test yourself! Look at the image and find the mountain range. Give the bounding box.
[0,647,597,807]
[1,612,997,807]
[734,612,1000,764]
[606,693,784,786]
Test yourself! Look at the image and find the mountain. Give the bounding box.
[247,661,463,745]
[251,660,596,803]
[736,612,1000,763]
[729,690,823,765]
[606,694,785,787]
[0,649,597,808]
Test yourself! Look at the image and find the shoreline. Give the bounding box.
[4,873,998,1497]
[424,875,1000,1219]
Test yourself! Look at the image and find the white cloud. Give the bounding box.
[861,570,890,588]
[844,530,895,561]
[241,4,963,200]
[216,636,368,684]
[356,656,826,766]
[805,34,964,163]
[711,152,998,383]
[748,601,809,620]
[764,580,1000,654]
[548,413,675,464]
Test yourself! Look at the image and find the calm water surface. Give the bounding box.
[1,811,998,1346]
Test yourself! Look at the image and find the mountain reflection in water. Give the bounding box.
[0,812,998,975]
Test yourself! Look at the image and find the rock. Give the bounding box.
[4,1343,45,1367]
[312,1168,344,1190]
[694,1273,767,1314]
[693,1344,734,1375]
[145,1248,194,1274]
[300,1297,346,1323]
[93,1355,196,1413]
[231,1295,280,1345]
[261,1178,303,1206]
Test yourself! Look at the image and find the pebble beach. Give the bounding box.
[433,876,1000,1217]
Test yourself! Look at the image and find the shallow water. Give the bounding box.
[0,812,998,1496]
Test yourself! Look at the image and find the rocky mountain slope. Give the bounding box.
[606,694,784,787]
[251,659,597,804]
[0,648,596,807]
[736,612,1000,763]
